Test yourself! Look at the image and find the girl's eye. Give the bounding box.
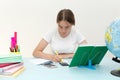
[59,25,63,28]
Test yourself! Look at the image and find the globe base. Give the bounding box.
[111,69,120,77]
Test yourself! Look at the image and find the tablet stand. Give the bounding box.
[78,60,96,70]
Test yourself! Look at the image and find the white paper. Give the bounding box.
[30,58,50,65]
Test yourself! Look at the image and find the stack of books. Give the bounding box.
[0,54,25,77]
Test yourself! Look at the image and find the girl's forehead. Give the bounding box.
[58,21,71,26]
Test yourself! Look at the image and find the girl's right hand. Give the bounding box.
[51,55,62,62]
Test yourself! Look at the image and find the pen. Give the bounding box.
[54,51,63,62]
[54,51,69,66]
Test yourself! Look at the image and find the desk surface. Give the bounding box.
[0,55,120,80]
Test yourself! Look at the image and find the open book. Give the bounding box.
[69,45,108,67]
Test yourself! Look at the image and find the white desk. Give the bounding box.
[0,55,120,80]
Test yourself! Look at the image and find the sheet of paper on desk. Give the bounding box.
[30,58,51,65]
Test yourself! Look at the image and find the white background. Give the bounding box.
[0,0,119,57]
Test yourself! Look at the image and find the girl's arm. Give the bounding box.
[33,39,61,62]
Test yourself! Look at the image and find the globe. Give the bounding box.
[105,19,120,77]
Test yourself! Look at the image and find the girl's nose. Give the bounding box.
[62,28,66,33]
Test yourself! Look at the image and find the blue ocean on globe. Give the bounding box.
[105,19,120,58]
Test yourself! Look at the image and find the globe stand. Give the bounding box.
[111,69,120,77]
[111,57,120,77]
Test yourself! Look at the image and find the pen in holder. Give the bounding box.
[9,32,21,54]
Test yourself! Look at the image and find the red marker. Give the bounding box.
[14,32,17,46]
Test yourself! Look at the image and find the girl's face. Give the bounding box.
[57,20,72,38]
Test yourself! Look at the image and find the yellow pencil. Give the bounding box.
[54,51,63,62]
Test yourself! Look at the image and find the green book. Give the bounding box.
[69,45,108,67]
[0,54,23,63]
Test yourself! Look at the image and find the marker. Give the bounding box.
[15,45,18,52]
[9,47,14,52]
[54,51,69,66]
[11,37,15,49]
[14,32,17,45]
[54,51,63,62]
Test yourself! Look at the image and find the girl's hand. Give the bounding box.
[51,55,62,62]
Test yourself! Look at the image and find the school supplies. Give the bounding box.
[59,62,69,66]
[55,51,69,66]
[69,45,108,69]
[40,61,57,69]
[0,63,17,68]
[30,58,57,69]
[30,58,51,65]
[40,61,53,65]
[0,53,24,76]
[12,66,25,77]
[0,62,23,73]
[0,62,24,75]
[54,51,63,62]
[10,32,20,53]
[0,54,23,63]
[0,32,24,77]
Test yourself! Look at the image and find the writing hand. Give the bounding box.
[51,55,62,62]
